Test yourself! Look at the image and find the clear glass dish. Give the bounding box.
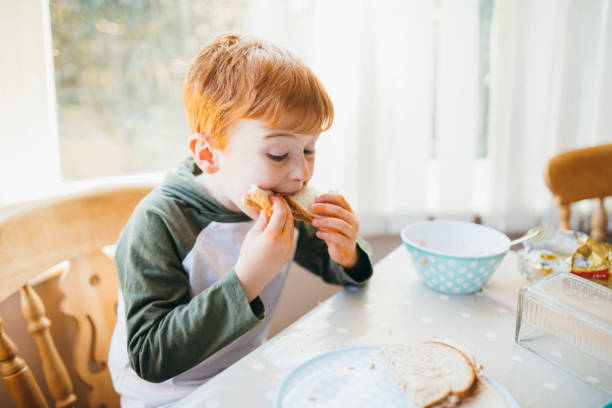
[519,227,587,281]
[516,272,612,392]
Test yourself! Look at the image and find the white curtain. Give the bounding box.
[245,0,483,234]
[245,0,612,234]
[488,0,612,232]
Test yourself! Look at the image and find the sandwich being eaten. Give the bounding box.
[243,184,319,223]
[381,342,480,408]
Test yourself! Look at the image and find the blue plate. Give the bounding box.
[274,346,520,408]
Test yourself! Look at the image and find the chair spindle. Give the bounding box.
[591,197,607,241]
[0,317,49,408]
[21,284,77,408]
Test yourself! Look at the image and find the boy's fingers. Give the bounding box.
[267,195,289,233]
[243,198,264,221]
[315,193,354,213]
[283,215,295,239]
[254,210,269,232]
[312,218,355,240]
[315,229,353,246]
[309,203,357,226]
[281,197,295,235]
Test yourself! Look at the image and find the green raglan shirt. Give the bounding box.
[114,157,373,383]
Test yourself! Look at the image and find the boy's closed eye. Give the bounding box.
[267,150,315,162]
[267,153,289,161]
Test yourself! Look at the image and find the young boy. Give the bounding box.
[108,33,373,407]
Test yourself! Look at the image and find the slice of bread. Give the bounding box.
[243,184,319,223]
[243,185,274,217]
[284,185,319,223]
[381,342,478,408]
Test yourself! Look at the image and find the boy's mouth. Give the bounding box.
[274,189,302,196]
[273,185,305,195]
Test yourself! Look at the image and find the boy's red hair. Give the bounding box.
[183,33,334,151]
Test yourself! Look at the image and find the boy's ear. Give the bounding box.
[189,133,219,174]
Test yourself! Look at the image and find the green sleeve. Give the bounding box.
[293,221,374,286]
[115,208,264,383]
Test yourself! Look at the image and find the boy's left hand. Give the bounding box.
[310,193,360,268]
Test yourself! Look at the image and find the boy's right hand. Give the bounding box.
[235,195,295,302]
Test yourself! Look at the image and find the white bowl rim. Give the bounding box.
[400,219,510,259]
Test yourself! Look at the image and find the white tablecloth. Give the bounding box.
[175,247,611,408]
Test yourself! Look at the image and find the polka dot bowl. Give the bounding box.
[401,220,510,294]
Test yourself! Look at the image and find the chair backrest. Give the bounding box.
[544,144,612,240]
[0,184,154,407]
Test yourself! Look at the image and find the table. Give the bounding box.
[176,247,612,408]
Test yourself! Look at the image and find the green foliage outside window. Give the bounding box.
[50,0,245,179]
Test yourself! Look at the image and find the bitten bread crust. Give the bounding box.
[243,188,274,217]
[244,185,318,224]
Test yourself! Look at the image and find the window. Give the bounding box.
[430,0,494,158]
[50,0,245,180]
[4,0,496,226]
[50,0,494,180]
[478,0,493,158]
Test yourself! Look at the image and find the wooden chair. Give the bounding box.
[544,144,612,241]
[0,185,154,407]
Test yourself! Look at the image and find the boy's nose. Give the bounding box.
[289,155,311,182]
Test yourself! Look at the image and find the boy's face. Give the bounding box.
[213,118,318,219]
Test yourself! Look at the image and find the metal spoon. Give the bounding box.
[509,229,541,247]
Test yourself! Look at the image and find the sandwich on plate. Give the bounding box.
[381,341,499,408]
[243,184,319,223]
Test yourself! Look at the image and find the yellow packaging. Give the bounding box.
[570,238,612,289]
